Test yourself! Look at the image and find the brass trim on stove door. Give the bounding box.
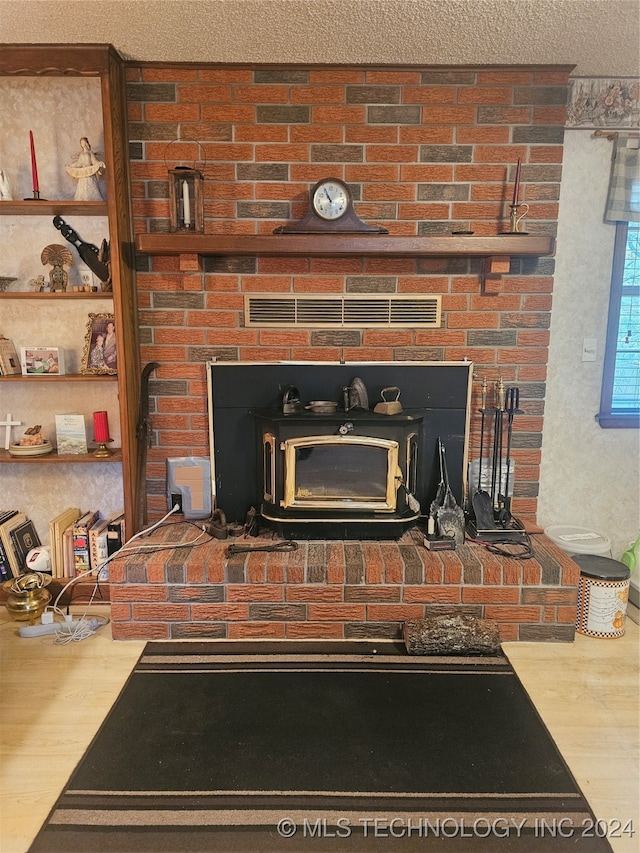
[406,432,418,495]
[263,432,276,502]
[281,434,400,512]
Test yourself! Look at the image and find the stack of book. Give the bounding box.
[49,508,125,578]
[0,508,126,581]
[0,510,42,580]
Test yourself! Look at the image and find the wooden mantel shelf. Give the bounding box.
[134,233,555,292]
[135,232,554,259]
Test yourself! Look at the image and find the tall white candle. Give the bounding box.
[182,179,191,227]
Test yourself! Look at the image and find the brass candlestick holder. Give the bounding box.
[93,438,114,458]
[506,202,529,234]
[23,190,46,200]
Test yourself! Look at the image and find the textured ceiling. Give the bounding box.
[0,0,639,76]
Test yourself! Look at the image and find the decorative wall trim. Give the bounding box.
[566,77,640,129]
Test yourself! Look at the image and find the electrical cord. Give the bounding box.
[466,534,534,560]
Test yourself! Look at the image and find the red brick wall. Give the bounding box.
[109,526,579,642]
[127,64,570,525]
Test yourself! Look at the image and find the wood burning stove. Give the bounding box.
[207,361,472,539]
[253,409,423,538]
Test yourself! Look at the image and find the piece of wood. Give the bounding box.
[135,232,555,258]
[404,613,501,655]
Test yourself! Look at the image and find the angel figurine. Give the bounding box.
[65,137,105,201]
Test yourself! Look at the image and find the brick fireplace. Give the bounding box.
[119,62,574,641]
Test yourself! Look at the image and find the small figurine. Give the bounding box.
[19,425,46,447]
[65,137,106,201]
[41,244,73,292]
[29,275,47,292]
[0,169,12,200]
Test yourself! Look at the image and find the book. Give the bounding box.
[48,507,81,578]
[62,525,75,578]
[0,512,27,578]
[89,515,110,572]
[55,414,88,455]
[106,511,125,556]
[0,510,19,580]
[72,509,100,575]
[9,518,41,574]
[0,337,21,375]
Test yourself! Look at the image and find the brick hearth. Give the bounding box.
[109,525,579,642]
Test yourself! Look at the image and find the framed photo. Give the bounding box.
[20,346,66,375]
[0,336,21,375]
[81,313,117,375]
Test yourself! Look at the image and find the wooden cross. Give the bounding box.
[1,413,21,450]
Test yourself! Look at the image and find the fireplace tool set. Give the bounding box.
[467,376,529,546]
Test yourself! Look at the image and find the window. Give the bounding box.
[598,221,640,427]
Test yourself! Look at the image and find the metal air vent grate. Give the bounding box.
[245,294,441,328]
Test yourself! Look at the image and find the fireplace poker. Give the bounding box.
[501,386,522,522]
[471,377,496,531]
[490,377,506,510]
[477,377,487,493]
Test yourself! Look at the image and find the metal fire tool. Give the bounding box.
[471,376,497,532]
[490,376,506,510]
[435,439,465,545]
[500,386,523,524]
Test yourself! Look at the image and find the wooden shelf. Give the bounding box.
[0,449,122,463]
[0,44,141,537]
[135,232,555,259]
[0,200,108,216]
[0,291,110,299]
[0,373,117,382]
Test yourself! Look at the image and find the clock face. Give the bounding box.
[311,179,351,221]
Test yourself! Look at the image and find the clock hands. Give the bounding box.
[324,188,333,203]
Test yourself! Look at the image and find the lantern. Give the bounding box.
[168,166,203,233]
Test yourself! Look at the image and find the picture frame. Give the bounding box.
[20,346,66,375]
[0,336,21,375]
[81,313,117,375]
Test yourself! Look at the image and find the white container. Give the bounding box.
[544,524,611,557]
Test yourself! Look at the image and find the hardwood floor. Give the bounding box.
[1,605,638,853]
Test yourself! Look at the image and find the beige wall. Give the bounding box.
[538,131,640,561]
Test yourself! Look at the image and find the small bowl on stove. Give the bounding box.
[305,400,338,414]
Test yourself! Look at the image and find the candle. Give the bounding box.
[29,131,39,193]
[182,179,191,227]
[93,411,110,443]
[511,157,521,206]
